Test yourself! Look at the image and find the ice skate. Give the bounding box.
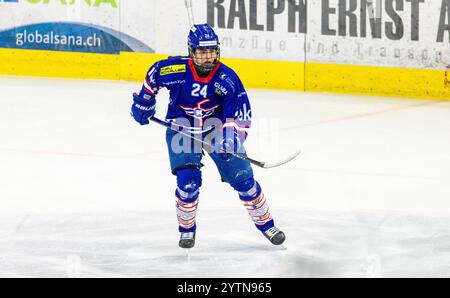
[263,227,286,245]
[179,232,196,249]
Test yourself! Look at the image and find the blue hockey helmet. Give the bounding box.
[187,24,220,74]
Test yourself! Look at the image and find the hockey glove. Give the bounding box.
[131,93,156,125]
[218,128,244,161]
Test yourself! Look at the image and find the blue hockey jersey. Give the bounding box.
[138,56,252,137]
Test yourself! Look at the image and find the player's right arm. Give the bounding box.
[131,61,162,125]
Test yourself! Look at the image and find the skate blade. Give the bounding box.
[185,249,191,261]
[279,244,287,250]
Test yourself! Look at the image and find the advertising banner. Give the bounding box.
[306,0,450,70]
[0,0,307,60]
[197,0,307,62]
[0,0,154,54]
[0,0,448,78]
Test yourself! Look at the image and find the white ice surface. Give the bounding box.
[0,76,450,277]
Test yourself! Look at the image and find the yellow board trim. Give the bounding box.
[221,57,305,91]
[118,52,305,91]
[306,62,450,100]
[0,48,448,100]
[119,52,168,81]
[0,48,120,80]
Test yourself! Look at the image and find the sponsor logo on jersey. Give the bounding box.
[219,72,227,80]
[218,72,236,93]
[162,80,186,86]
[214,82,228,96]
[160,64,186,76]
[235,103,251,122]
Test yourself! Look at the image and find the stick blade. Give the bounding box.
[262,149,302,169]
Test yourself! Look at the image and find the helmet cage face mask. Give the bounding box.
[188,45,220,74]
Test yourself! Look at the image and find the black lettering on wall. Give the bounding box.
[385,0,404,40]
[288,0,307,33]
[267,0,285,31]
[338,0,358,37]
[207,0,226,28]
[228,0,248,30]
[360,0,382,38]
[250,0,264,30]
[437,0,450,42]
[322,0,336,35]
[406,0,424,41]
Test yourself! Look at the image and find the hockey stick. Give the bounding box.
[149,117,301,169]
[184,0,195,27]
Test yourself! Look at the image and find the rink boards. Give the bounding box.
[0,48,448,100]
[1,0,450,100]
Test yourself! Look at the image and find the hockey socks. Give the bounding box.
[175,187,199,232]
[238,181,274,232]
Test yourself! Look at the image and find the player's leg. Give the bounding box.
[209,150,286,245]
[166,128,203,248]
[175,168,201,248]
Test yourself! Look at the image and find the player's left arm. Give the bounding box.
[221,76,252,153]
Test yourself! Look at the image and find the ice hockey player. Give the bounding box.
[130,23,285,249]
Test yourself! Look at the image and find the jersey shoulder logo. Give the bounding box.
[218,71,236,93]
[160,64,186,76]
